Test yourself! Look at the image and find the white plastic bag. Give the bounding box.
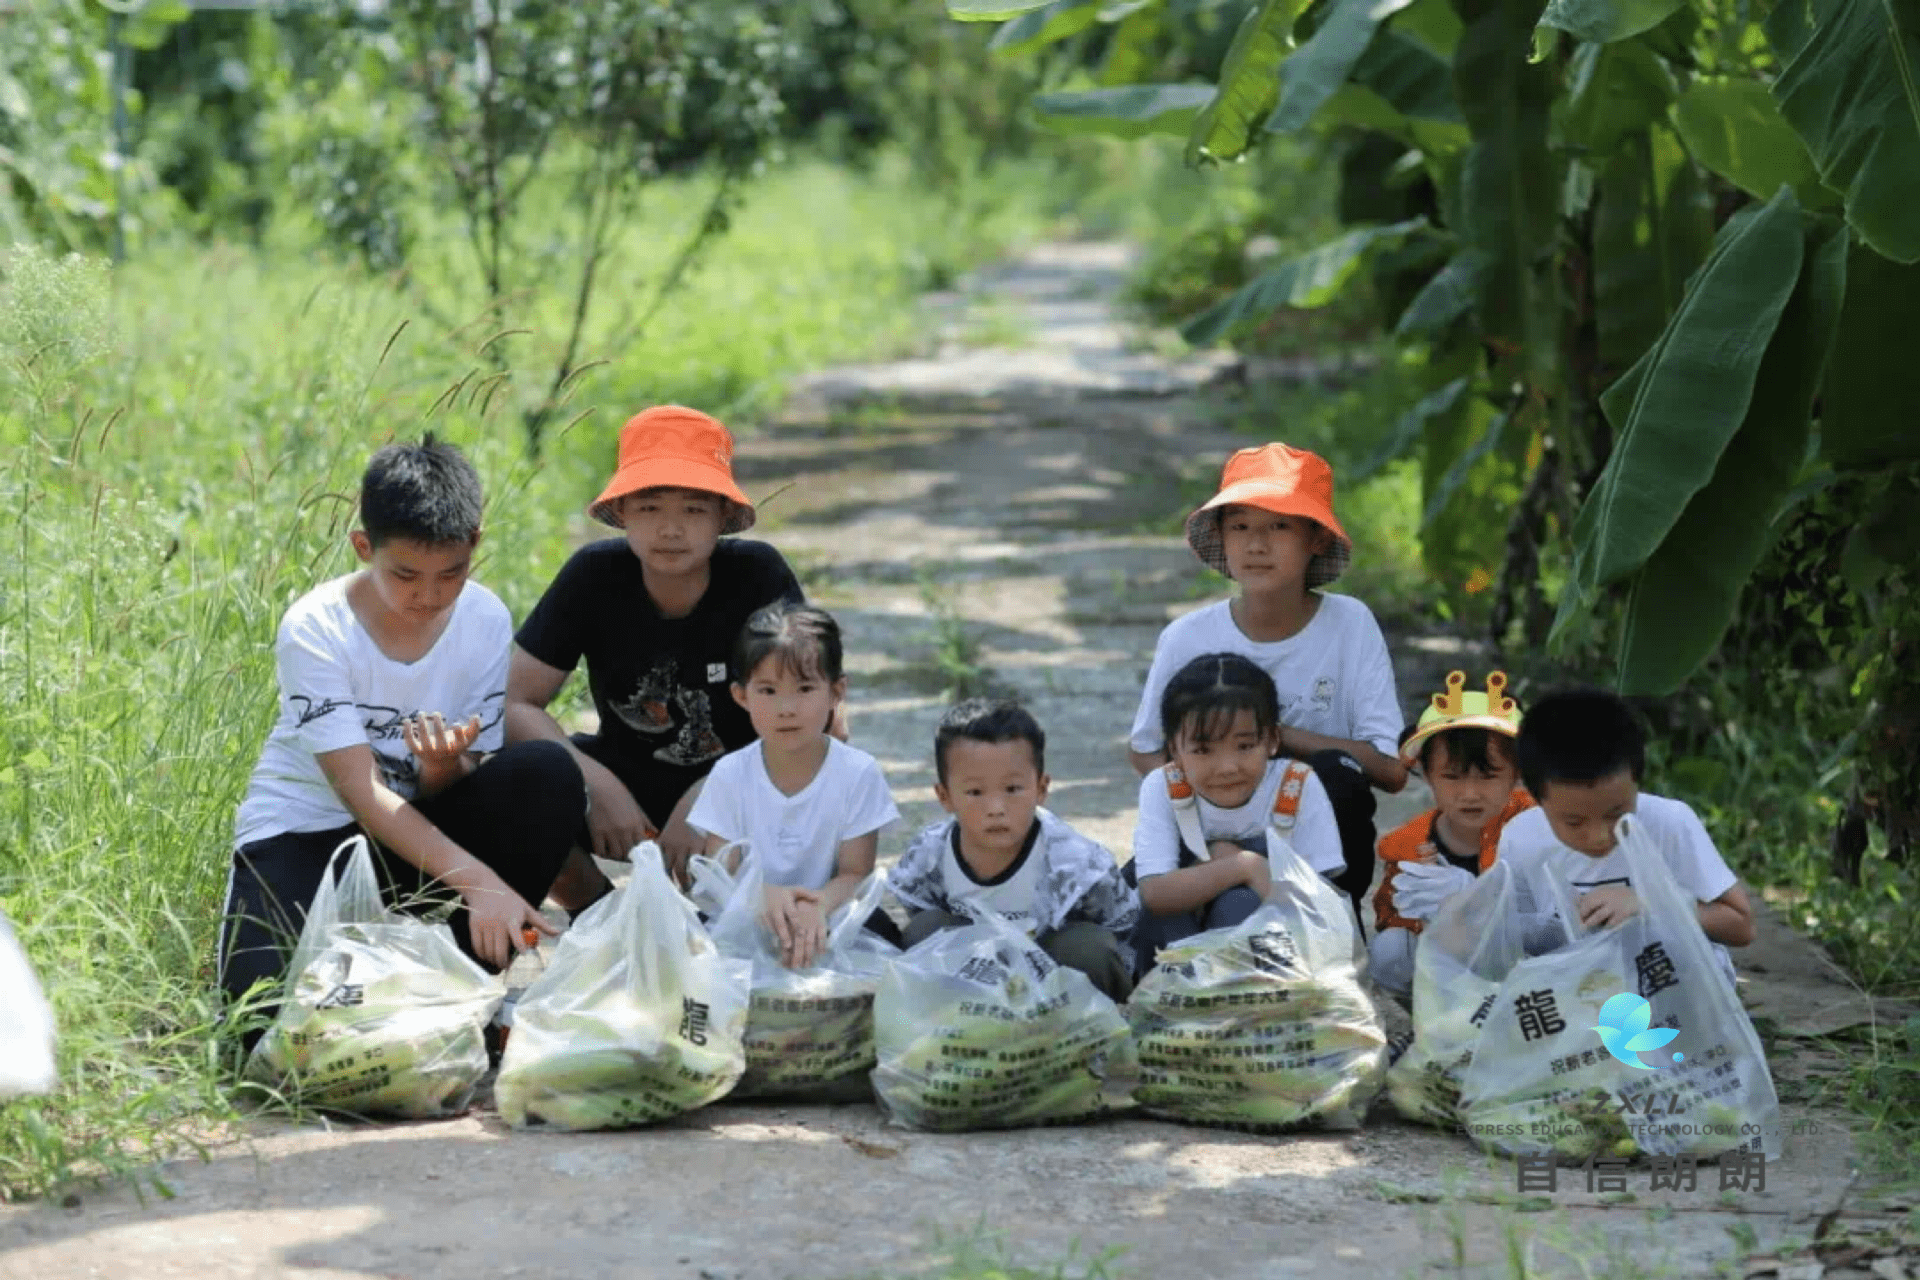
[705,847,895,1101]
[0,908,56,1098]
[495,843,751,1130]
[1455,813,1781,1161]
[1387,859,1533,1128]
[872,906,1134,1131]
[245,836,502,1119]
[1128,835,1387,1131]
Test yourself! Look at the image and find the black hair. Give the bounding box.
[359,433,484,547]
[1420,726,1519,776]
[1515,686,1646,799]
[731,601,844,686]
[933,698,1047,784]
[1158,652,1282,755]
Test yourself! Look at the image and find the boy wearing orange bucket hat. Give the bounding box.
[1369,671,1534,998]
[1127,442,1407,921]
[506,406,806,892]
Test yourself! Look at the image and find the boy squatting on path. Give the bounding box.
[505,406,817,899]
[685,602,903,967]
[888,699,1141,1003]
[1420,688,1756,985]
[220,437,585,1026]
[1128,443,1407,921]
[1368,671,1535,998]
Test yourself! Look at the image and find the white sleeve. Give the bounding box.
[1665,800,1737,903]
[1131,771,1181,879]
[1345,602,1404,757]
[472,599,511,754]
[1127,621,1189,755]
[1286,771,1346,877]
[684,754,743,841]
[839,751,900,841]
[278,608,368,759]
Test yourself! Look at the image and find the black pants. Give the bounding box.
[1125,839,1271,981]
[1308,748,1378,922]
[219,740,587,1005]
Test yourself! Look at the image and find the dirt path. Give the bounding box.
[1,242,1909,1280]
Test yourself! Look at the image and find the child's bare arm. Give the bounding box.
[1128,748,1164,778]
[1139,853,1270,914]
[403,711,483,797]
[1699,883,1755,947]
[315,743,555,968]
[1278,726,1409,792]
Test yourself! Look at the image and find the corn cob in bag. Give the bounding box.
[496,843,750,1130]
[246,836,502,1119]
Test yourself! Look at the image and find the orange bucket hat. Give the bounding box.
[1184,443,1351,587]
[588,405,755,533]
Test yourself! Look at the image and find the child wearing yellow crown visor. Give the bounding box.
[1369,672,1534,1000]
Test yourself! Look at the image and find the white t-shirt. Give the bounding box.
[686,738,899,890]
[233,575,511,848]
[938,821,1049,932]
[1127,594,1402,758]
[1132,758,1344,880]
[1497,793,1740,980]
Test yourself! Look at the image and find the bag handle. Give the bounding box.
[824,868,889,952]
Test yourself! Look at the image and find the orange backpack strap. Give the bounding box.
[1270,759,1313,834]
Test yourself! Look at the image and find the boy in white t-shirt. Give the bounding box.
[890,699,1139,1002]
[688,602,900,968]
[1495,688,1755,984]
[221,437,590,1027]
[1127,443,1407,920]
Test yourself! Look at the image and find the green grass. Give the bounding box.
[0,149,1057,1201]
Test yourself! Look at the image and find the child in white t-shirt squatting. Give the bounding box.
[889,699,1140,1003]
[1129,652,1346,980]
[1495,688,1755,986]
[221,436,588,1037]
[1127,443,1408,922]
[687,601,901,968]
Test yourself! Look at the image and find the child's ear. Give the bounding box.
[1035,772,1051,806]
[831,677,849,704]
[349,530,374,564]
[933,781,956,814]
[729,681,749,710]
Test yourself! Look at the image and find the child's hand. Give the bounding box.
[761,885,828,970]
[584,771,657,863]
[1237,850,1273,900]
[1577,886,1642,929]
[459,872,559,970]
[404,712,481,767]
[658,816,704,890]
[1392,861,1475,920]
[1205,838,1245,862]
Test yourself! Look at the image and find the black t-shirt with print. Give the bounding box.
[515,537,803,818]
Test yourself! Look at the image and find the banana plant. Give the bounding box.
[948,0,1920,696]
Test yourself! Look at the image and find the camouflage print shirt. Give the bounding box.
[890,808,1140,939]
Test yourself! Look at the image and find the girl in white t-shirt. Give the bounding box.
[687,602,899,968]
[1126,443,1408,920]
[1130,652,1345,977]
